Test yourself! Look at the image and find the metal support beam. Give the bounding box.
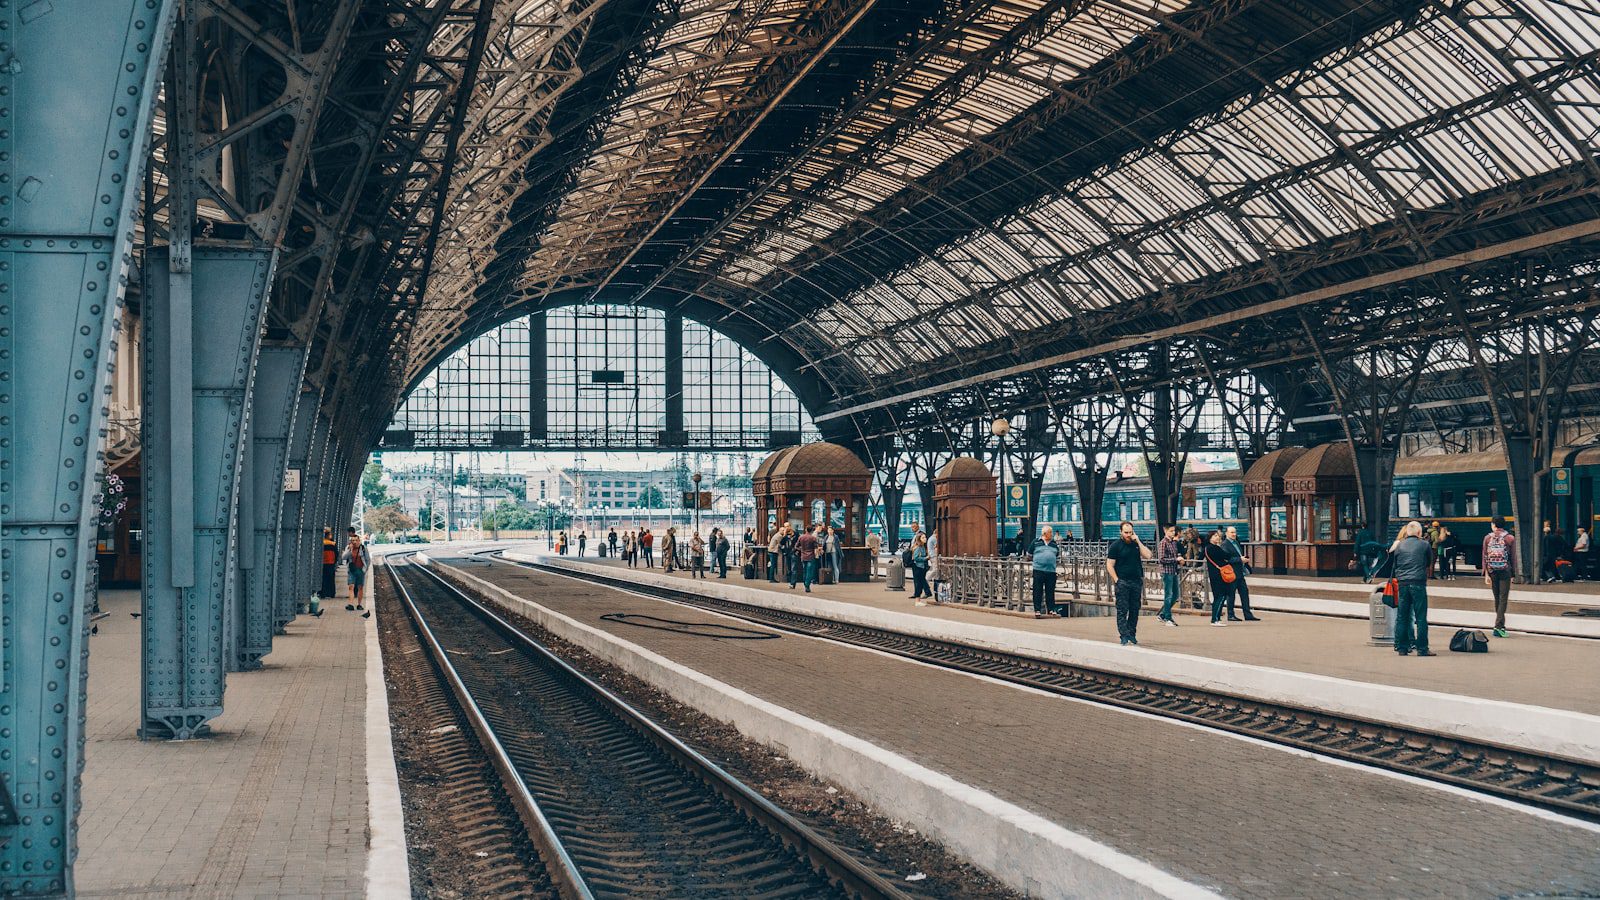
[665,312,683,444]
[0,0,175,889]
[300,416,333,602]
[141,246,275,739]
[240,347,305,667]
[276,388,319,625]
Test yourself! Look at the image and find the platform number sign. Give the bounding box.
[284,468,302,492]
[1005,484,1030,518]
[1553,467,1572,496]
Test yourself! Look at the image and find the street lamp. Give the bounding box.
[692,471,703,536]
[992,417,1011,550]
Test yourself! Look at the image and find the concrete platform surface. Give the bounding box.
[434,554,1600,900]
[75,586,401,899]
[519,548,1600,717]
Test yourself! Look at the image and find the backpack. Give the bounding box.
[1449,628,1489,653]
[901,546,915,567]
[1380,578,1399,608]
[1485,532,1510,572]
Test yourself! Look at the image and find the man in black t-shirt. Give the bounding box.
[1106,521,1152,646]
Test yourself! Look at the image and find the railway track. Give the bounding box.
[488,553,1600,825]
[385,555,910,900]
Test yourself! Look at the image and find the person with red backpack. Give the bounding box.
[343,529,372,618]
[1481,516,1517,638]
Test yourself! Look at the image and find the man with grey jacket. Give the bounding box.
[1389,521,1436,656]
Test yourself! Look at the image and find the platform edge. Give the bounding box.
[364,568,411,900]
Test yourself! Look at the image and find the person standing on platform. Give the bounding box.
[1223,525,1259,621]
[1106,521,1150,645]
[825,526,842,584]
[1202,529,1234,627]
[1541,522,1569,583]
[641,528,654,568]
[908,532,931,603]
[1157,524,1182,626]
[623,531,635,567]
[1575,527,1592,579]
[1482,516,1517,638]
[689,530,706,578]
[1029,526,1063,618]
[662,527,677,573]
[578,531,587,556]
[1426,521,1444,579]
[608,527,618,557]
[320,527,338,600]
[713,528,729,578]
[927,529,943,602]
[342,531,371,618]
[767,527,784,581]
[1389,520,1435,655]
[782,524,800,587]
[796,525,821,593]
[866,529,882,578]
[556,531,567,555]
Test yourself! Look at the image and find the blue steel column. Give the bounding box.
[276,388,318,625]
[0,1,174,894]
[299,414,332,600]
[240,347,304,667]
[141,247,275,739]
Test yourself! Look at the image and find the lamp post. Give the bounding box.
[692,471,703,536]
[992,417,1011,550]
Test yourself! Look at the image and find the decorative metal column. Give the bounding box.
[240,347,305,667]
[141,247,276,738]
[298,414,333,600]
[0,1,175,891]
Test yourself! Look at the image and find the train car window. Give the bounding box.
[1464,490,1479,516]
[1223,497,1234,519]
[1442,490,1455,517]
[1418,492,1436,518]
[1490,488,1499,515]
[1397,492,1412,518]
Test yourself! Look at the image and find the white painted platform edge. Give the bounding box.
[364,563,411,900]
[1243,591,1600,638]
[1252,574,1599,605]
[430,555,1218,900]
[515,551,1600,767]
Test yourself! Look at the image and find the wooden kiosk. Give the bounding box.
[1282,441,1359,576]
[1242,447,1306,575]
[932,457,997,558]
[751,442,874,582]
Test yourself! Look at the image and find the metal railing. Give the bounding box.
[942,542,1210,615]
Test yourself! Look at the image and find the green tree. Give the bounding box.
[366,503,417,537]
[361,462,391,508]
[483,499,544,531]
[636,485,666,508]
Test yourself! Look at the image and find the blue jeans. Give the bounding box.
[1159,572,1179,619]
[831,549,843,582]
[1395,583,1429,652]
[803,559,819,591]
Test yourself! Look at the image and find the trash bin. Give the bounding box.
[886,556,905,591]
[1369,585,1394,646]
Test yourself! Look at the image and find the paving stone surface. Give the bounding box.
[454,555,1600,900]
[76,586,370,899]
[545,550,1600,715]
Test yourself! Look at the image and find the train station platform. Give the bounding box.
[1243,573,1600,631]
[426,551,1600,900]
[74,586,407,899]
[500,547,1600,767]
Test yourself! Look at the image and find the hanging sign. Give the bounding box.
[1004,484,1030,518]
[1553,467,1572,496]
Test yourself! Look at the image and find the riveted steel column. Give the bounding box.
[240,347,304,666]
[0,1,175,894]
[299,414,332,599]
[141,246,275,739]
[276,388,317,625]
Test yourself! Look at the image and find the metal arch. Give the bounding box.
[0,1,176,891]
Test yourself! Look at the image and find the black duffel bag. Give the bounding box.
[1449,628,1490,653]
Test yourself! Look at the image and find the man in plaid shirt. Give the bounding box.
[1157,524,1182,626]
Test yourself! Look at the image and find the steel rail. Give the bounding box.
[387,555,595,900]
[492,554,1600,825]
[390,555,910,900]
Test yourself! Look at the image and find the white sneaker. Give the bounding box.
[1211,620,1227,627]
[914,601,927,607]
[1162,618,1178,627]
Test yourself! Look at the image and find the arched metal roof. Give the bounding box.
[269,0,1600,448]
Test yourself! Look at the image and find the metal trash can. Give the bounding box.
[886,557,906,591]
[1369,585,1394,645]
